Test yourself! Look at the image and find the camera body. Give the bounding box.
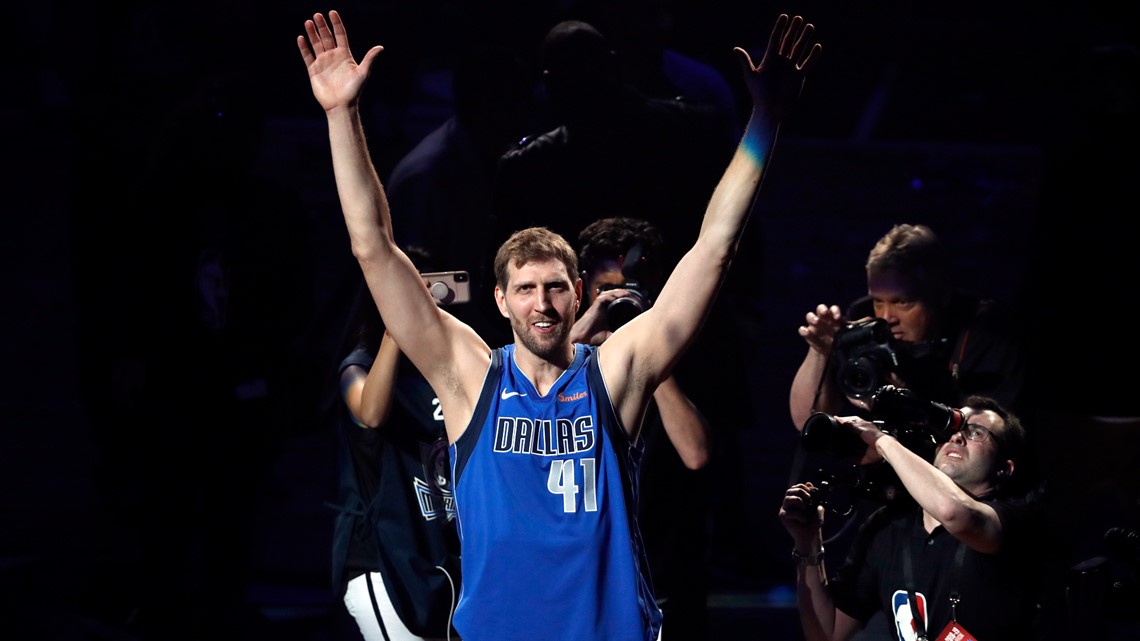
[831,317,906,399]
[603,281,651,330]
[801,384,966,461]
[801,385,967,512]
[869,384,965,441]
[600,242,655,331]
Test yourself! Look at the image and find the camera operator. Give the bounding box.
[789,223,1027,433]
[779,394,1046,641]
[570,216,713,640]
[788,224,1034,640]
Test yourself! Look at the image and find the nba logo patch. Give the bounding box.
[891,590,928,641]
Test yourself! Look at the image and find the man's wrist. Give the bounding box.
[792,547,825,566]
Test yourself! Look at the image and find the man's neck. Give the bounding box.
[513,341,575,396]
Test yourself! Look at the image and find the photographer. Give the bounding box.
[570,216,712,639]
[779,395,1045,641]
[789,224,1026,433]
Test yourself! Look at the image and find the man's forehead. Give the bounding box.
[964,407,1002,430]
[868,270,917,297]
[587,258,623,280]
[872,265,946,302]
[509,258,574,283]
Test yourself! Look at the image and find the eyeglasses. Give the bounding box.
[959,423,997,444]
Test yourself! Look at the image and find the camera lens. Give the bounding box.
[802,412,866,459]
[606,296,644,330]
[837,357,883,399]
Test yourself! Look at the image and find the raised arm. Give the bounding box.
[599,13,822,426]
[298,11,489,439]
[789,304,846,429]
[842,416,1006,553]
[341,331,401,428]
[652,376,711,470]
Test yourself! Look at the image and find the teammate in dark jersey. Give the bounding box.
[332,280,460,641]
[298,9,821,640]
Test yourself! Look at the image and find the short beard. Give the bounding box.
[511,313,571,361]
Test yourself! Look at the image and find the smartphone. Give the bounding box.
[421,271,471,306]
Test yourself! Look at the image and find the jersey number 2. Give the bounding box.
[547,458,598,513]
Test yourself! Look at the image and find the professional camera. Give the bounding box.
[831,317,905,399]
[601,243,653,331]
[800,385,966,512]
[801,384,966,461]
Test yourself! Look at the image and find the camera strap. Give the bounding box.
[903,547,928,641]
[812,345,835,413]
[950,327,970,381]
[903,531,968,641]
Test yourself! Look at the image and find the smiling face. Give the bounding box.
[933,407,1012,496]
[495,258,581,363]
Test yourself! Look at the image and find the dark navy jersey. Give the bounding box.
[331,347,460,637]
[449,343,662,641]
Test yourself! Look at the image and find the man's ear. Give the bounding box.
[494,286,509,317]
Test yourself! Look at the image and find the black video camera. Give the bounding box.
[801,385,967,512]
[601,243,653,331]
[831,318,905,400]
[801,384,966,461]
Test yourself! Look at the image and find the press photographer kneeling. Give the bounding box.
[780,391,1046,641]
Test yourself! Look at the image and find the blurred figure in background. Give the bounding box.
[571,216,712,640]
[386,41,535,348]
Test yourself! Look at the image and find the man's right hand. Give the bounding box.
[798,303,844,354]
[779,483,824,545]
[297,10,384,112]
[570,288,633,346]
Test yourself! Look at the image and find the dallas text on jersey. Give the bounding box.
[493,416,596,456]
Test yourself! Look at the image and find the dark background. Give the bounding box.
[4,1,1140,639]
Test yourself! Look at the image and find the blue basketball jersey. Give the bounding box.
[449,343,662,641]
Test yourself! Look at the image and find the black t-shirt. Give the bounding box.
[830,494,1046,641]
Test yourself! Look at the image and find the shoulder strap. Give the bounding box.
[451,347,502,483]
[903,545,928,641]
[904,530,970,639]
